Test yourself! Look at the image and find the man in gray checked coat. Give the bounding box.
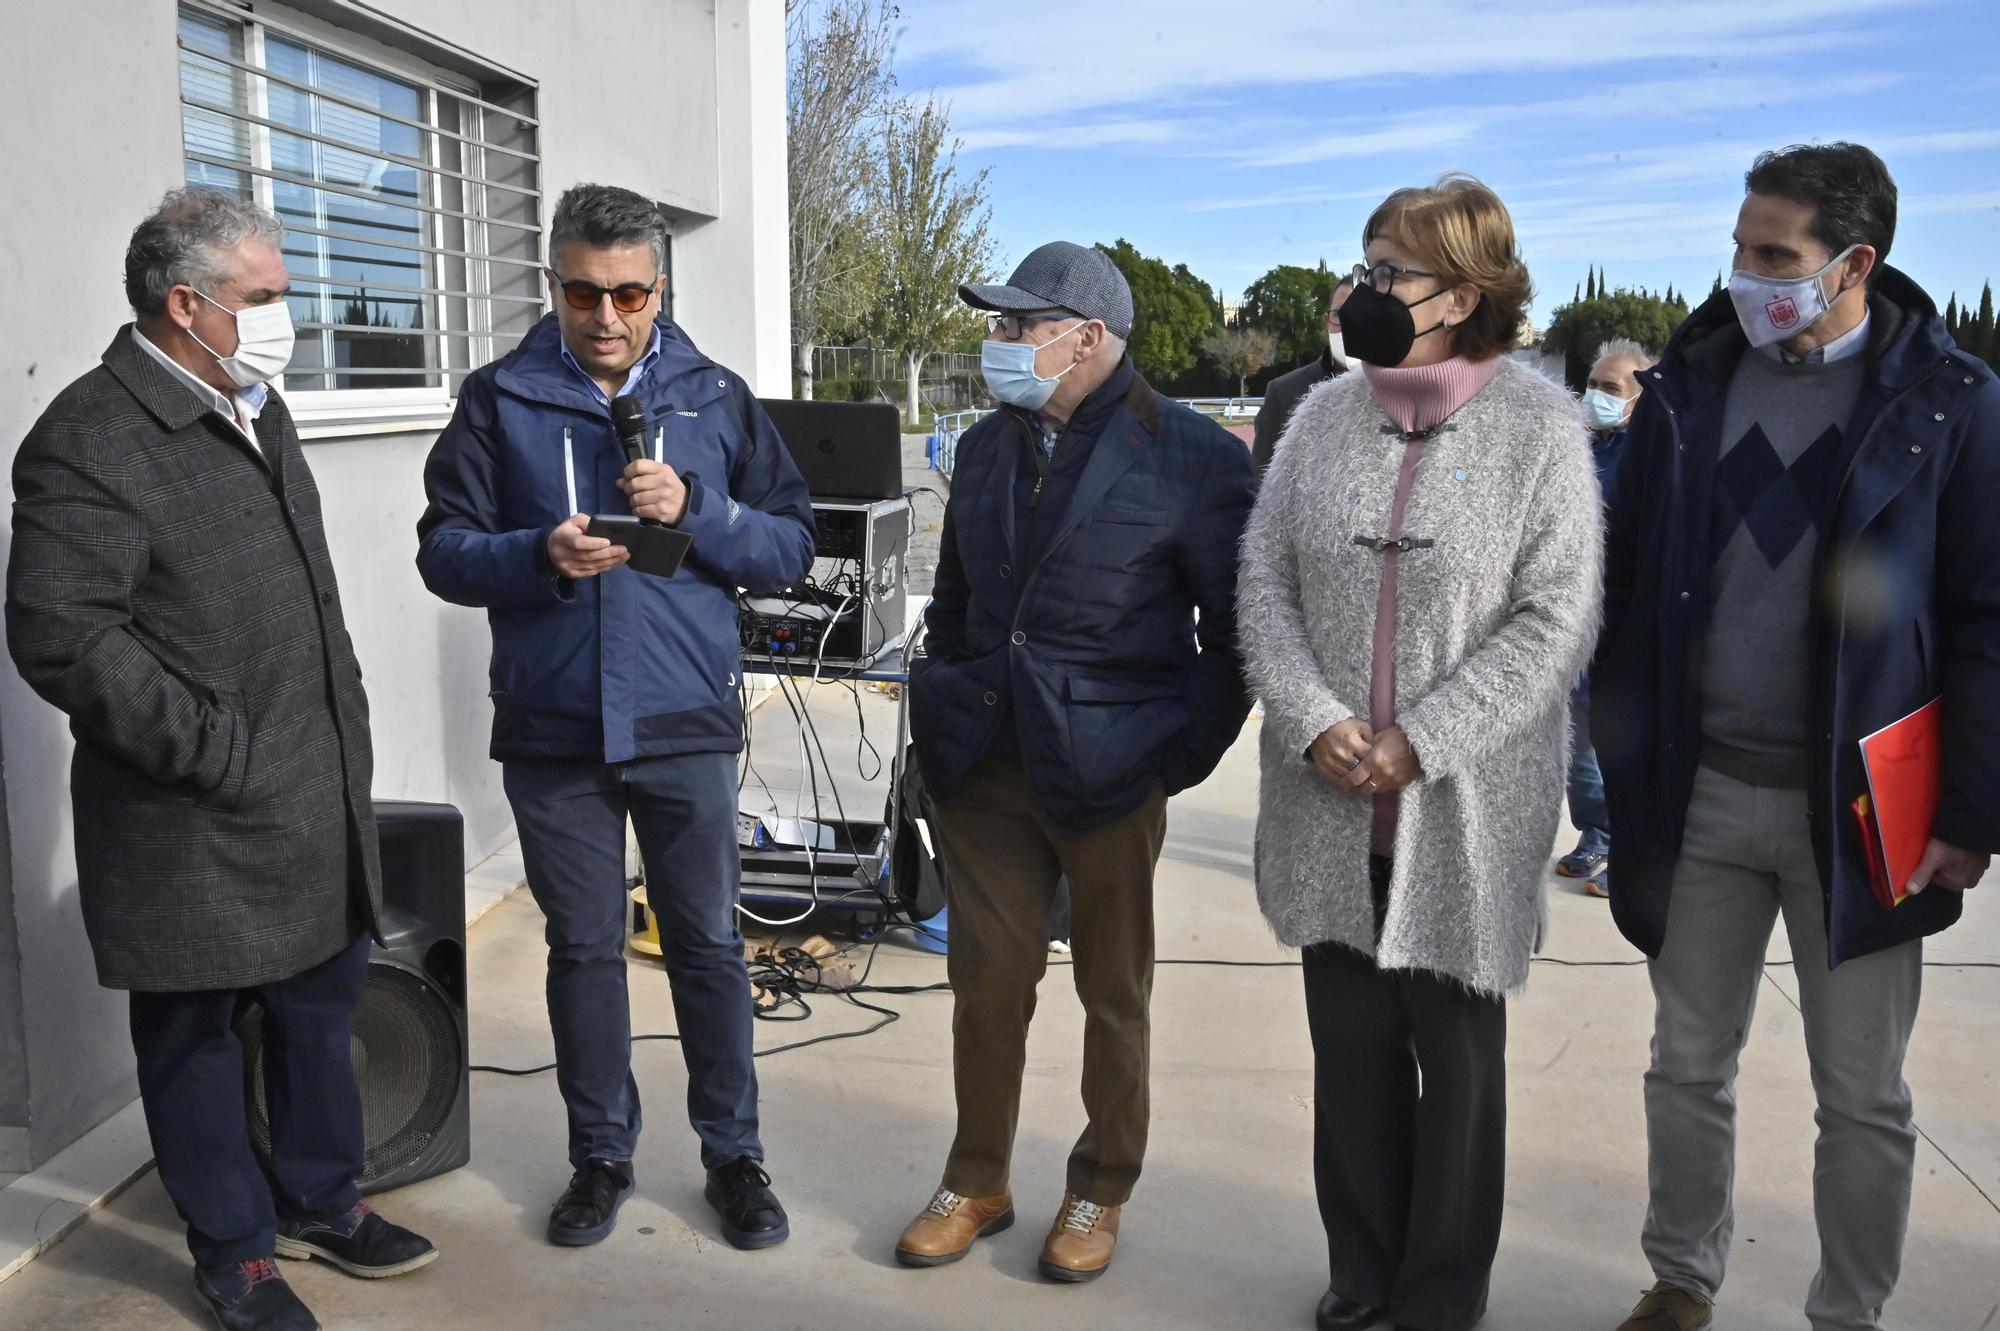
[6,188,433,1331]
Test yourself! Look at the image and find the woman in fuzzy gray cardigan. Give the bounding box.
[1238,176,1602,1331]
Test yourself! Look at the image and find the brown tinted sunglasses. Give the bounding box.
[549,270,660,314]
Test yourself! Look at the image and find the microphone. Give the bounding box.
[611,394,662,527]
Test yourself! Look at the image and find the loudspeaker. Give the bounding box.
[237,800,471,1194]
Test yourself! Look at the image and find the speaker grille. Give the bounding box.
[240,960,466,1189]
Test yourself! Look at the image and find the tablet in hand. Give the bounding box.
[586,515,692,578]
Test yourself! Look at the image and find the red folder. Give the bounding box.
[1850,698,1942,911]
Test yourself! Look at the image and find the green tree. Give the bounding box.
[1976,282,1996,366]
[1710,270,1724,299]
[1237,262,1335,371]
[869,93,996,422]
[1096,239,1218,382]
[1199,326,1277,397]
[1945,293,1959,332]
[1542,290,1685,390]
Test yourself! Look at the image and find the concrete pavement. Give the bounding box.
[2,694,1996,1329]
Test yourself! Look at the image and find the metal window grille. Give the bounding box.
[177,0,542,395]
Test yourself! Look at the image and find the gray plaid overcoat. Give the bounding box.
[7,327,383,991]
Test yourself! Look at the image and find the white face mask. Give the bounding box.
[1327,329,1346,365]
[1727,244,1859,349]
[189,290,296,388]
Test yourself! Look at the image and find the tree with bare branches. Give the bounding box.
[1202,326,1278,397]
[786,0,895,399]
[869,93,995,423]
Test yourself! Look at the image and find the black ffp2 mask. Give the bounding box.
[1339,283,1449,367]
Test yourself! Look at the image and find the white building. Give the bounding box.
[0,0,789,1172]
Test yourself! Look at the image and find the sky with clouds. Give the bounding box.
[887,0,2000,326]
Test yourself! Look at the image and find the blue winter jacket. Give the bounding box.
[1591,268,2000,968]
[910,366,1256,831]
[416,315,815,762]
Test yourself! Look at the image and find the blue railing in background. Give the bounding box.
[926,398,1263,482]
[927,409,990,480]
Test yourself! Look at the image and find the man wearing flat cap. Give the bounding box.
[896,241,1257,1282]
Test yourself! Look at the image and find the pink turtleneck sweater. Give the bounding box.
[1359,355,1502,854]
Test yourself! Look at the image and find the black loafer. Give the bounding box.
[195,1257,319,1331]
[548,1158,635,1246]
[1317,1286,1386,1330]
[705,1157,790,1249]
[276,1203,437,1278]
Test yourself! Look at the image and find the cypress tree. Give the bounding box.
[1945,293,1958,331]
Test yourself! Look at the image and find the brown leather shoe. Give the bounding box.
[1615,1281,1714,1330]
[894,1186,1014,1267]
[1037,1193,1120,1283]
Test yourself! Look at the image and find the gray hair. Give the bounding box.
[1593,337,1657,371]
[549,183,667,272]
[124,187,284,316]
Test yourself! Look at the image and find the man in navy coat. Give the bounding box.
[893,242,1255,1282]
[1594,144,1997,1331]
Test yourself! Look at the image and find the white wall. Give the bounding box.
[0,0,192,1173]
[0,0,789,1171]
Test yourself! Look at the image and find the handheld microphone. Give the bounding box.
[611,394,662,527]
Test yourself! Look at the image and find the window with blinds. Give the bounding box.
[176,1,543,397]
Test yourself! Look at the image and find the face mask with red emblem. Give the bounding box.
[1727,244,1858,349]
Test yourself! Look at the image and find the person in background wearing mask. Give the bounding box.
[1252,276,1355,475]
[1593,143,1999,1331]
[7,188,434,1331]
[1558,337,1655,900]
[897,241,1255,1282]
[1239,175,1602,1331]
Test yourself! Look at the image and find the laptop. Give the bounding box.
[756,398,904,501]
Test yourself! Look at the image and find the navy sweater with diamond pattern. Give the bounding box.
[1699,350,1867,788]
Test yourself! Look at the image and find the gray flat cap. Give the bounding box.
[959,241,1133,338]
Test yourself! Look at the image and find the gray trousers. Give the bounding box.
[1643,767,1922,1331]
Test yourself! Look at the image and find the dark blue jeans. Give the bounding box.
[129,931,369,1268]
[504,752,761,1171]
[1567,692,1611,858]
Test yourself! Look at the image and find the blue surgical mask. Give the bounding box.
[980,320,1085,410]
[1582,388,1630,431]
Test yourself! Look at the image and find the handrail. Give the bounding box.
[923,396,1266,480]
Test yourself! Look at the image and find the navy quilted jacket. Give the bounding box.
[910,366,1256,830]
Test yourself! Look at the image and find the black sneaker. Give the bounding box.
[704,1157,790,1249]
[548,1158,635,1246]
[276,1202,438,1278]
[194,1257,319,1331]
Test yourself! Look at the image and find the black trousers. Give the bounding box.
[1302,858,1507,1331]
[128,932,369,1268]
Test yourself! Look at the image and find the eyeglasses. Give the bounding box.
[986,312,1078,341]
[1347,261,1438,295]
[549,270,660,314]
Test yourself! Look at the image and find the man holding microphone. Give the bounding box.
[417,183,814,1251]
